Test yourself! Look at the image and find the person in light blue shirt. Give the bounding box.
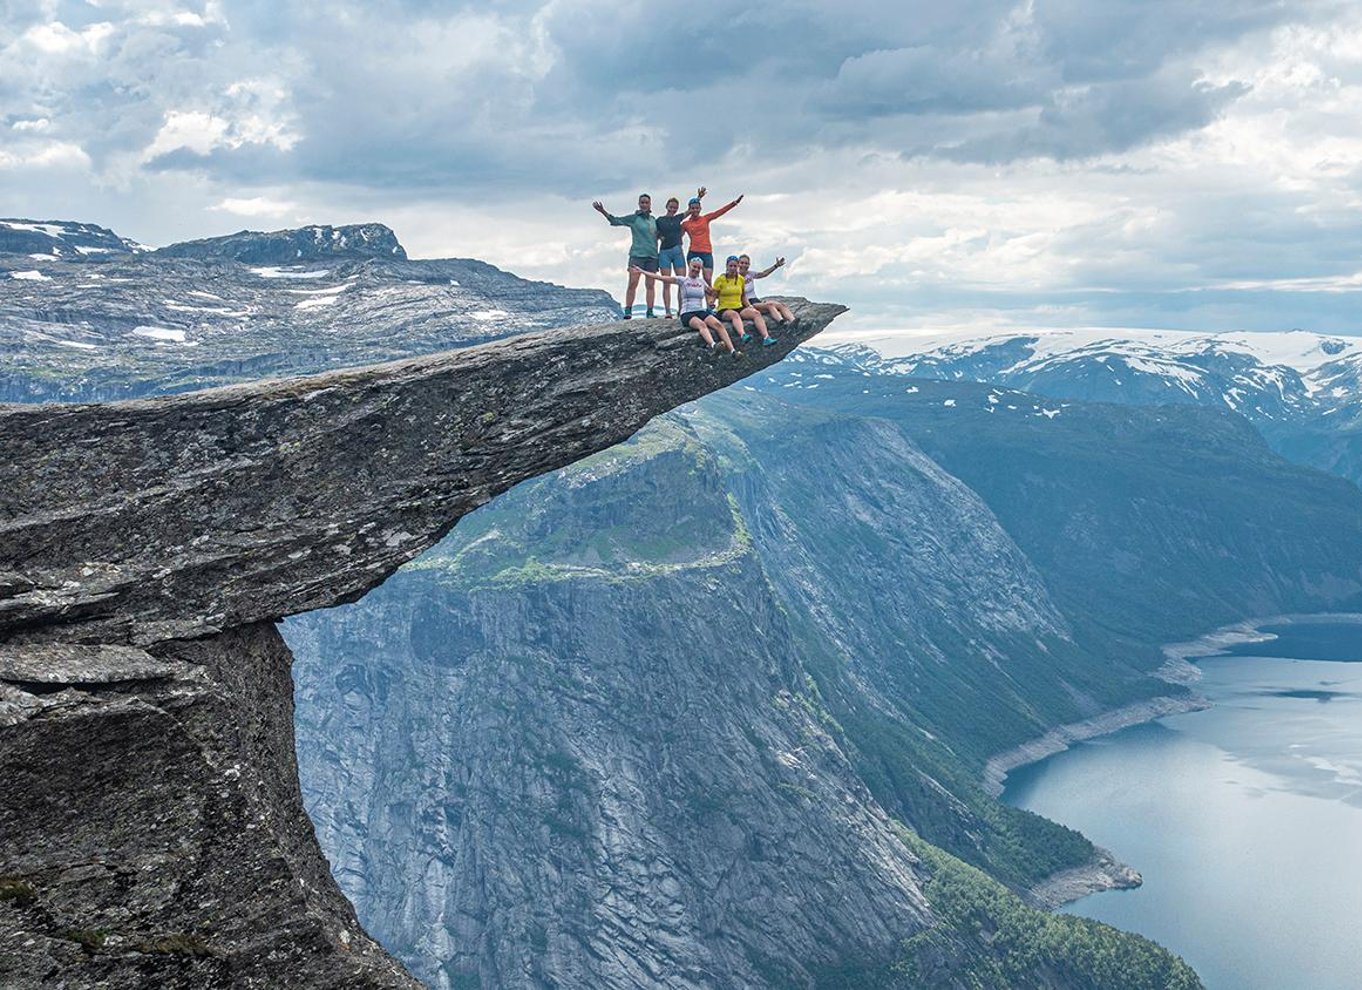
[593,193,659,319]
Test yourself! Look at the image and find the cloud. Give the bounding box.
[209,194,300,218]
[4,0,1362,335]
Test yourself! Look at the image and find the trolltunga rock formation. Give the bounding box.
[0,302,846,989]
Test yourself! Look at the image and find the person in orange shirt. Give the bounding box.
[680,186,743,284]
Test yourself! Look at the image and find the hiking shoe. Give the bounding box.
[761,336,778,347]
[733,349,745,360]
[622,310,632,320]
[741,333,752,344]
[646,308,656,319]
[665,310,675,319]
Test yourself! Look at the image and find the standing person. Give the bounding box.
[654,197,687,318]
[680,186,743,284]
[712,255,774,346]
[592,194,659,319]
[738,254,796,324]
[631,258,741,356]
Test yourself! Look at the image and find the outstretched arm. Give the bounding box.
[705,194,743,221]
[754,256,786,280]
[630,266,682,285]
[592,200,625,225]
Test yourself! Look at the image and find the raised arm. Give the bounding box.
[754,256,786,280]
[705,194,743,221]
[592,200,626,225]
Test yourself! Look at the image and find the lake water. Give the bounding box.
[1003,617,1362,990]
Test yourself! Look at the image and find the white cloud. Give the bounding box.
[210,195,300,217]
[22,20,115,55]
[5,0,1362,334]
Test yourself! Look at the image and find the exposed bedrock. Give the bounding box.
[0,301,845,988]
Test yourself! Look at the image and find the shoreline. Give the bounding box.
[982,693,1211,799]
[1024,846,1143,911]
[992,613,1362,909]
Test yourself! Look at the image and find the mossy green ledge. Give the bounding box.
[0,301,845,989]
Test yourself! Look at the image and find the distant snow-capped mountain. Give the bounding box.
[797,326,1362,488]
[812,327,1362,423]
[0,218,144,259]
[0,220,617,402]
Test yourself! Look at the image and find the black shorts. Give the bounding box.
[629,255,659,273]
[748,295,762,305]
[679,309,712,326]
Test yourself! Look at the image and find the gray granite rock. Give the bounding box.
[0,303,844,988]
[0,300,842,647]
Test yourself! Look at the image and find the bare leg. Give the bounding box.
[724,310,744,341]
[687,315,715,346]
[645,277,656,312]
[743,306,769,339]
[757,301,788,324]
[662,273,673,315]
[624,269,642,314]
[703,266,714,285]
[706,315,735,352]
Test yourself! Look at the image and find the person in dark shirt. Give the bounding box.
[654,196,687,318]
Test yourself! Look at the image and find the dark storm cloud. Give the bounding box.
[1,0,1320,192]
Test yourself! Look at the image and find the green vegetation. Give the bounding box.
[0,877,36,906]
[65,927,108,954]
[890,826,1203,989]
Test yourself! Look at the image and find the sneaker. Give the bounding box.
[622,310,632,320]
[646,308,656,319]
[741,333,752,344]
[665,310,675,319]
[733,349,746,360]
[761,337,778,347]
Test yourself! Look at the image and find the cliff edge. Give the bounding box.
[0,301,847,988]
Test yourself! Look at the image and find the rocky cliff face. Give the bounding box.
[289,363,1362,989]
[0,302,844,988]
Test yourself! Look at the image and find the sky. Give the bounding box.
[4,0,1362,335]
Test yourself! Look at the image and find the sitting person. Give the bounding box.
[737,254,796,324]
[631,258,742,357]
[712,255,774,346]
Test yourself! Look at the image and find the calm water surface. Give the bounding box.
[1003,618,1362,990]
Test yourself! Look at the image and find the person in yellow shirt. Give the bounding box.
[711,255,774,347]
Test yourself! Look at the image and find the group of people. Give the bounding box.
[592,187,797,357]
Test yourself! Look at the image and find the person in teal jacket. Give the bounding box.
[593,193,659,319]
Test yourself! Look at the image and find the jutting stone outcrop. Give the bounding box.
[0,302,847,988]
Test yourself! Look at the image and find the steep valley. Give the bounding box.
[7,221,1362,988]
[290,370,1362,988]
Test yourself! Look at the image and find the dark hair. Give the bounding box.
[666,197,679,206]
[738,254,751,262]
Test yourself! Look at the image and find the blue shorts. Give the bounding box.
[687,250,714,269]
[658,245,686,271]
